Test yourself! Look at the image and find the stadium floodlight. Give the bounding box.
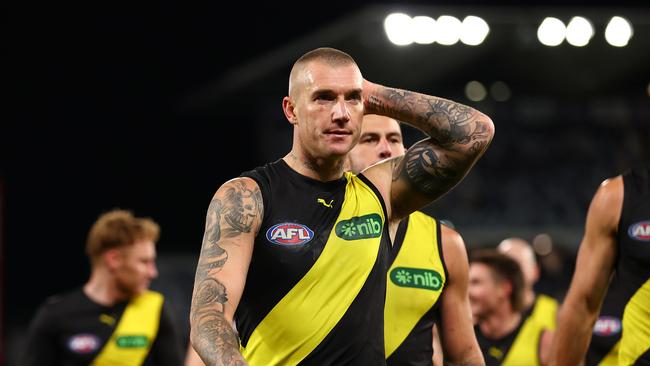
[461,16,490,46]
[436,15,462,46]
[566,16,594,47]
[412,16,437,45]
[605,16,633,47]
[537,17,566,46]
[384,13,414,46]
[465,81,487,102]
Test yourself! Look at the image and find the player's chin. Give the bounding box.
[326,138,354,153]
[329,145,352,157]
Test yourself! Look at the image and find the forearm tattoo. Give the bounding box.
[370,87,493,197]
[191,181,262,366]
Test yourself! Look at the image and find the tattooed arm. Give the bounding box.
[190,177,263,366]
[361,80,494,222]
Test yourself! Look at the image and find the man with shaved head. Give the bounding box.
[496,237,558,365]
[189,47,494,366]
[498,237,543,309]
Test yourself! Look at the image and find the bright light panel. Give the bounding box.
[461,16,490,46]
[605,16,633,47]
[384,13,414,46]
[465,81,487,101]
[412,16,437,44]
[566,16,594,47]
[538,17,566,46]
[436,15,462,46]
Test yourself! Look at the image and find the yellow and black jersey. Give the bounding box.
[608,165,650,365]
[529,294,558,333]
[22,289,182,366]
[385,211,447,366]
[475,294,557,366]
[238,159,390,366]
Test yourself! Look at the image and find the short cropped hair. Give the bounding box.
[294,47,356,68]
[470,249,526,312]
[288,47,358,96]
[86,209,160,262]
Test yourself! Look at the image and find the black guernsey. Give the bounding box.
[608,166,650,365]
[21,288,183,366]
[237,159,391,366]
[587,165,650,365]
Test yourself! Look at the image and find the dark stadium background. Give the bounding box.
[3,0,649,363]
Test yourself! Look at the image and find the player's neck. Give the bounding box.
[284,151,345,182]
[479,305,522,339]
[84,269,127,306]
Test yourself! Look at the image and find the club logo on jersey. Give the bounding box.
[115,335,149,348]
[98,313,116,326]
[266,222,314,246]
[335,213,383,240]
[317,198,334,208]
[68,334,101,354]
[593,316,622,336]
[628,221,650,241]
[488,346,505,361]
[389,267,443,291]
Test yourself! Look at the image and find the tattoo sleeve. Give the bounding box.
[367,86,494,200]
[190,180,262,366]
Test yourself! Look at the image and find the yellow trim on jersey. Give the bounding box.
[501,318,542,366]
[242,172,385,366]
[619,279,650,365]
[531,294,559,331]
[384,211,446,357]
[500,294,558,366]
[92,291,164,366]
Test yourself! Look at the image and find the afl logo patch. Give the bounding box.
[628,221,650,241]
[68,334,101,353]
[266,222,314,246]
[593,316,622,336]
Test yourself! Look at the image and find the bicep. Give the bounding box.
[565,178,621,313]
[438,227,483,364]
[191,177,262,322]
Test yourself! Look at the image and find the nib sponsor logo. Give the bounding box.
[116,335,149,348]
[335,214,383,240]
[390,267,443,291]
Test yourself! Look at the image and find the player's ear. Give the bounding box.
[532,264,540,283]
[103,248,123,271]
[283,96,298,125]
[500,280,513,297]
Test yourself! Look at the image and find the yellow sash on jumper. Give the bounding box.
[384,212,446,357]
[92,290,164,366]
[241,173,385,366]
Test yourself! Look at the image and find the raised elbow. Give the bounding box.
[478,113,495,143]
